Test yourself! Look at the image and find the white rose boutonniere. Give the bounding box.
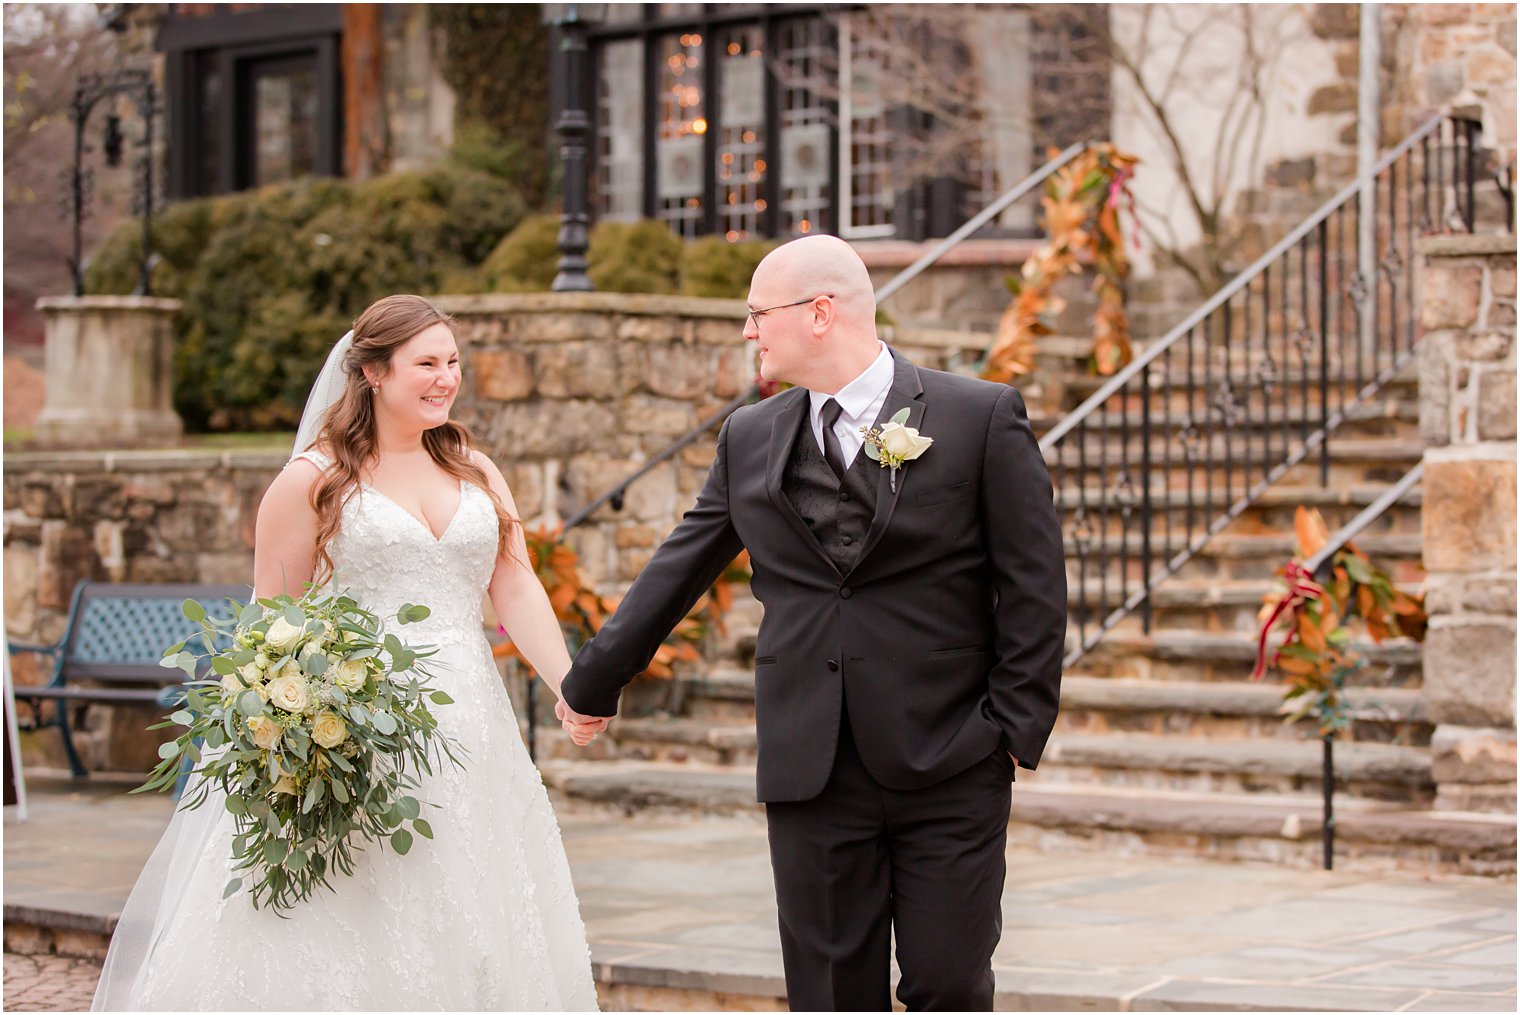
[860,408,933,492]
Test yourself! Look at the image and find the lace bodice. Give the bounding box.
[293,450,497,644]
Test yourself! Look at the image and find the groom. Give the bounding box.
[561,234,1066,1010]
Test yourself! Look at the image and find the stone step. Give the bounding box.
[1029,732,1433,804]
[1059,360,1419,403]
[1064,579,1427,636]
[602,707,1430,804]
[1054,482,1423,536]
[1067,531,1425,585]
[1056,676,1429,742]
[1044,437,1425,490]
[1030,398,1422,442]
[682,671,1428,739]
[539,762,1515,877]
[1072,629,1423,686]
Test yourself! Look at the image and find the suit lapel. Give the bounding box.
[845,350,926,579]
[765,387,841,574]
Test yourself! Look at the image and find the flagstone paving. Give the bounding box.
[4,775,1516,1011]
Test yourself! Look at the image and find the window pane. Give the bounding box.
[841,16,894,237]
[655,30,705,238]
[715,24,764,241]
[774,18,830,237]
[197,53,222,192]
[595,38,644,221]
[252,61,318,187]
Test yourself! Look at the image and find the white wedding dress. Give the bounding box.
[93,450,598,1011]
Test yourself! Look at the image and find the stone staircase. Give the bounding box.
[537,342,1518,878]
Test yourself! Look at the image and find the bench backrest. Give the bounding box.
[61,582,251,682]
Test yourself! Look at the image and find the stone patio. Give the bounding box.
[3,774,1516,1011]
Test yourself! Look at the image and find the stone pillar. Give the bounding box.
[1416,234,1517,814]
[33,296,184,447]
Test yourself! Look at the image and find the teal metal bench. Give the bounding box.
[9,581,248,777]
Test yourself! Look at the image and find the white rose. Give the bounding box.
[877,422,934,462]
[310,711,348,749]
[220,671,246,696]
[238,662,264,685]
[254,652,270,669]
[264,616,304,653]
[332,658,369,693]
[266,672,312,713]
[246,714,282,750]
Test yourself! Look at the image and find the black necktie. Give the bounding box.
[820,398,846,479]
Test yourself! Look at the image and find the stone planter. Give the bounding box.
[33,295,184,447]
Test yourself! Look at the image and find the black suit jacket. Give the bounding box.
[562,349,1067,804]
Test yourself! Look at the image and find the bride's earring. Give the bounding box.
[371,383,380,394]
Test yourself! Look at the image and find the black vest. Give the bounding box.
[782,407,880,574]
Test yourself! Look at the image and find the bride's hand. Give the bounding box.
[556,699,609,747]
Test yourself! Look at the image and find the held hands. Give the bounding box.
[556,698,611,747]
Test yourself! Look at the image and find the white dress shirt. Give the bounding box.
[808,343,895,469]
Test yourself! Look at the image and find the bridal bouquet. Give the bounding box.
[136,588,467,913]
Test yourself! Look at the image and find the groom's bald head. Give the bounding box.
[752,234,876,323]
[745,235,881,392]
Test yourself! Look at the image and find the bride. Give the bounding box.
[93,294,604,1010]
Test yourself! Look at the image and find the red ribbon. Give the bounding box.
[1251,560,1325,681]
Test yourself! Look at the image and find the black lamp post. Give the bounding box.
[543,3,606,292]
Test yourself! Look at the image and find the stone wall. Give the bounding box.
[1415,233,1517,814]
[4,449,286,771]
[4,294,997,772]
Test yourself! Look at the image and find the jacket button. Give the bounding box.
[839,491,850,501]
[827,659,840,671]
[839,586,853,599]
[841,535,853,545]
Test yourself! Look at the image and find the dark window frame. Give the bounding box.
[585,4,843,240]
[159,5,343,199]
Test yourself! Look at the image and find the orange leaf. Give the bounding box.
[1293,507,1330,561]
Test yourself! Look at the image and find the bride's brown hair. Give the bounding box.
[306,294,519,584]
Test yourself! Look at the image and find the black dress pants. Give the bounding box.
[764,716,1013,1011]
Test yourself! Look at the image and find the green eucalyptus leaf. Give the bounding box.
[210,656,237,676]
[413,818,434,840]
[390,828,413,856]
[182,599,207,623]
[223,878,243,900]
[429,691,455,706]
[156,741,180,760]
[888,407,911,426]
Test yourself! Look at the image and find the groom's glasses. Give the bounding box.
[747,294,835,330]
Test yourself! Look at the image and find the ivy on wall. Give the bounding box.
[435,4,553,209]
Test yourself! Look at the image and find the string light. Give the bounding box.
[692,118,708,134]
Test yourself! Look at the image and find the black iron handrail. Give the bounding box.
[1043,114,1489,668]
[1305,462,1424,577]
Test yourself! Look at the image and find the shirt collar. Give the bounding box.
[809,342,893,423]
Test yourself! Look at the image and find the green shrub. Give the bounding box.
[85,165,524,430]
[480,213,560,291]
[482,216,689,295]
[587,220,682,294]
[680,235,776,298]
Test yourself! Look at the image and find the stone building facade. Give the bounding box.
[1416,233,1517,813]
